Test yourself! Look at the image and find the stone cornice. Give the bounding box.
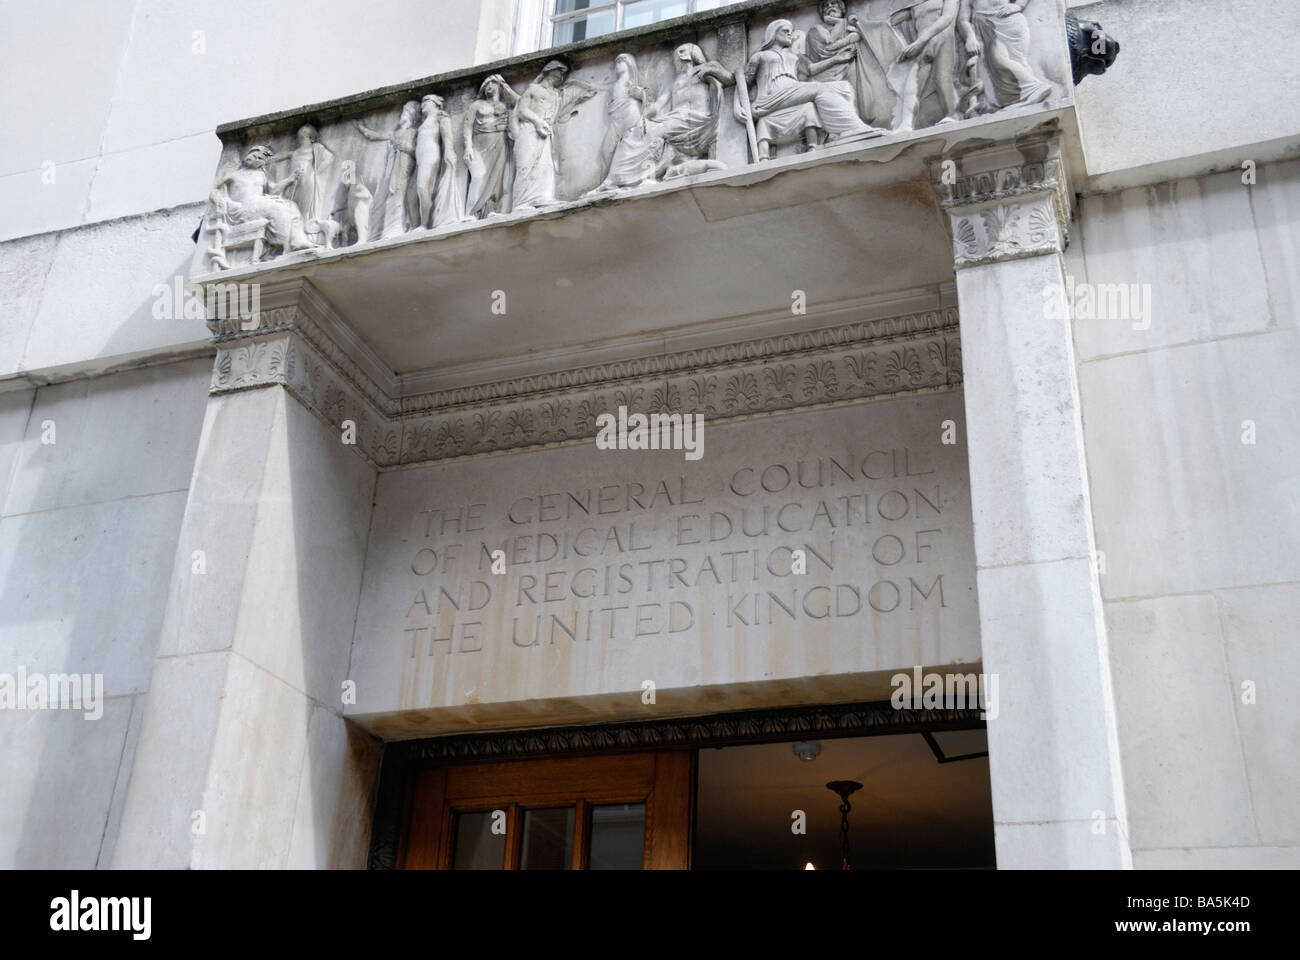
[207,281,961,469]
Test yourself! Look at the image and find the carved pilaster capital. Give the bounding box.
[930,128,1072,268]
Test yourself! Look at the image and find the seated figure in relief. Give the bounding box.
[209,145,321,259]
[741,19,879,160]
[644,44,733,180]
[594,45,733,193]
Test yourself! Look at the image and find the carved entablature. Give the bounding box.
[191,0,1075,279]
[929,125,1071,268]
[210,279,962,469]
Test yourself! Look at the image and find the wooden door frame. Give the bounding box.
[399,749,694,869]
[369,699,985,869]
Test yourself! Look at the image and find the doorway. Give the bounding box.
[400,750,693,869]
[380,700,991,870]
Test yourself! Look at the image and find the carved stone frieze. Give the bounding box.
[206,280,961,469]
[192,0,1074,280]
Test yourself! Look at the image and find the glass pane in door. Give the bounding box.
[520,807,575,869]
[588,803,646,869]
[452,810,505,869]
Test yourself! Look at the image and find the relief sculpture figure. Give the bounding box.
[464,75,519,218]
[962,0,1052,108]
[509,60,598,211]
[415,94,463,229]
[356,101,420,239]
[645,44,733,179]
[885,0,963,131]
[739,19,879,161]
[205,144,321,267]
[273,124,339,244]
[804,0,893,128]
[594,53,658,191]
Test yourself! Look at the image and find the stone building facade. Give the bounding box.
[0,0,1296,870]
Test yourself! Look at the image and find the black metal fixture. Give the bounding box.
[825,780,862,871]
[921,730,989,764]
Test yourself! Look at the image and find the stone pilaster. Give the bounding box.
[933,129,1132,868]
[112,286,382,868]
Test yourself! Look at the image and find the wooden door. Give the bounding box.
[400,749,694,870]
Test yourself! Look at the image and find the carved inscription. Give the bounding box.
[398,446,958,658]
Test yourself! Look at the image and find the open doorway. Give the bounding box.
[694,731,994,869]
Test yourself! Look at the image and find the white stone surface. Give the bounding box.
[350,393,980,733]
[1217,582,1300,844]
[232,388,375,705]
[1079,329,1300,599]
[117,384,379,868]
[0,0,490,241]
[0,694,135,868]
[956,256,1096,568]
[954,245,1130,868]
[193,652,313,869]
[0,492,188,697]
[978,557,1126,825]
[112,651,229,868]
[1104,594,1256,850]
[995,818,1130,870]
[157,388,280,659]
[0,389,34,503]
[1134,846,1300,870]
[0,159,101,244]
[285,705,382,869]
[1073,170,1272,361]
[1251,159,1300,331]
[82,135,221,227]
[1071,0,1300,181]
[16,206,211,374]
[0,234,58,378]
[156,383,375,710]
[3,358,210,515]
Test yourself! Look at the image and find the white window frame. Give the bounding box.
[515,0,723,56]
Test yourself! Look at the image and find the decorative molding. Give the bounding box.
[205,280,962,469]
[394,318,961,465]
[931,127,1071,268]
[366,699,986,869]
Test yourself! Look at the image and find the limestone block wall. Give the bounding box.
[1067,0,1300,188]
[1066,160,1300,867]
[0,0,498,244]
[0,358,211,867]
